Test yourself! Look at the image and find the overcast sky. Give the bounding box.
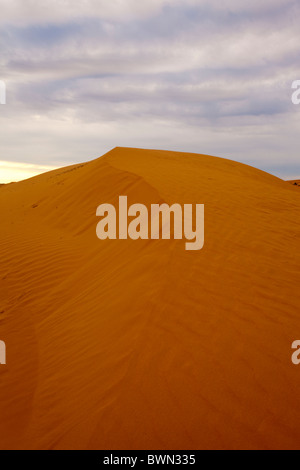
[0,0,300,182]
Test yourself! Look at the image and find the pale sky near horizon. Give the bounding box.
[0,0,300,183]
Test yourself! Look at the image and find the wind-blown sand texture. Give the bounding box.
[0,147,300,450]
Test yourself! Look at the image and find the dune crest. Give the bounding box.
[0,147,300,450]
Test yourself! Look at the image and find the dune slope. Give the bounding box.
[0,147,300,450]
[289,180,300,186]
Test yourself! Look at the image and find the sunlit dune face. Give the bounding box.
[0,161,58,183]
[1,148,300,450]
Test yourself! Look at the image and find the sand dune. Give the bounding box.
[289,180,300,187]
[0,147,300,450]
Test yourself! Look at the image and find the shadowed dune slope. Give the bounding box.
[0,147,300,450]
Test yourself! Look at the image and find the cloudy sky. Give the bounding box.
[0,0,300,182]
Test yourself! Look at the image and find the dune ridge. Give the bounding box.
[0,147,300,450]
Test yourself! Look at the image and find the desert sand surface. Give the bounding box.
[0,147,300,450]
[289,180,300,186]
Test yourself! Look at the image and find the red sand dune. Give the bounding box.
[0,147,300,450]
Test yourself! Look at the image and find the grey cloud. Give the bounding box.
[0,0,300,178]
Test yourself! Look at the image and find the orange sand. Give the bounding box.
[289,180,300,186]
[0,147,300,450]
